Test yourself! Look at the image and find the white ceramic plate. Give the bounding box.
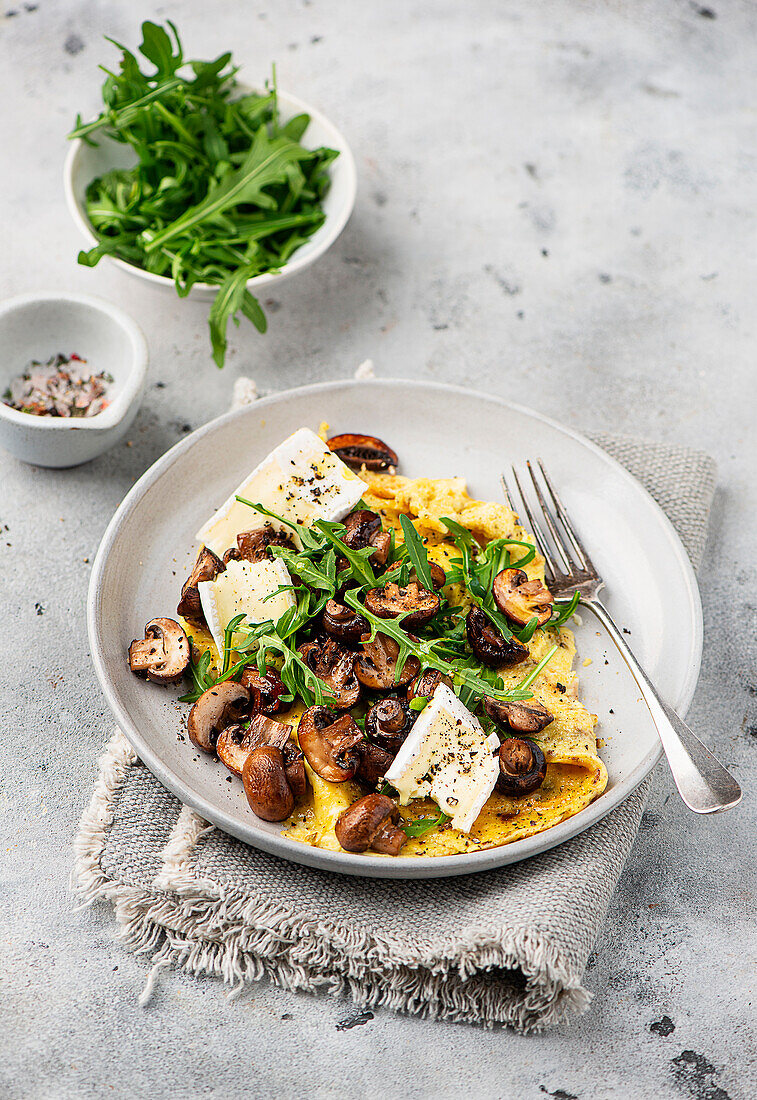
[88,380,702,878]
[64,89,357,299]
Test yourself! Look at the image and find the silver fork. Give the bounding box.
[502,460,741,814]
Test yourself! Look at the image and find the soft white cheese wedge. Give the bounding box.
[197,558,296,659]
[384,683,501,833]
[196,428,367,558]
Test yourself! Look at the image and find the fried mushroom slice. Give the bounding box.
[410,562,446,591]
[492,568,554,627]
[406,668,450,702]
[496,738,547,796]
[297,707,363,782]
[366,696,415,754]
[335,794,407,855]
[322,599,369,645]
[128,618,190,684]
[216,713,292,777]
[297,639,362,709]
[483,696,554,734]
[465,606,528,668]
[239,666,292,715]
[187,681,250,754]
[355,633,421,690]
[340,509,391,567]
[242,746,295,822]
[236,527,296,563]
[326,434,398,472]
[364,581,439,629]
[177,549,224,621]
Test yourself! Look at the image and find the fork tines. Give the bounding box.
[501,460,597,589]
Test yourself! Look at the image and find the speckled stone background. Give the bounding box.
[1,1,755,1097]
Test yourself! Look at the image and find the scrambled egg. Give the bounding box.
[186,470,607,857]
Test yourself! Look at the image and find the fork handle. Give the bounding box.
[581,598,741,814]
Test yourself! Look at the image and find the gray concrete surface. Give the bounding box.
[1,1,755,1097]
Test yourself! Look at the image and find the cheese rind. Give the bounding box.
[196,428,367,558]
[384,683,500,832]
[197,557,296,659]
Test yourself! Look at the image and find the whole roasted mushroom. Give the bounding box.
[177,549,224,621]
[366,696,415,754]
[483,696,554,734]
[496,738,547,796]
[322,599,369,645]
[187,681,250,754]
[298,638,362,709]
[492,568,554,627]
[406,668,449,702]
[242,746,296,821]
[239,666,291,715]
[466,606,528,668]
[216,713,291,777]
[355,633,420,690]
[354,741,395,787]
[327,434,398,472]
[281,741,308,801]
[340,509,391,567]
[297,706,363,782]
[364,582,439,629]
[236,527,296,563]
[335,794,407,855]
[128,618,190,684]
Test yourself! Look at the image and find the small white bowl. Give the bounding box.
[64,89,357,300]
[0,292,148,468]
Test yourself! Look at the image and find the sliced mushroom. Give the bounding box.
[177,549,224,621]
[297,707,363,782]
[236,527,296,563]
[496,738,547,796]
[128,618,190,684]
[483,696,554,734]
[187,681,250,754]
[216,713,291,776]
[242,746,295,821]
[297,639,361,709]
[354,741,395,787]
[410,562,446,591]
[239,666,291,715]
[355,633,421,690]
[407,668,450,702]
[341,509,391,566]
[492,568,554,627]
[366,696,415,754]
[335,793,407,855]
[466,606,529,668]
[364,582,439,629]
[322,599,369,645]
[327,434,398,472]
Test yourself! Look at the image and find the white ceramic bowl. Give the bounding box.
[0,292,148,468]
[64,89,357,300]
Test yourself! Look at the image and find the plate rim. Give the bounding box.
[88,378,703,878]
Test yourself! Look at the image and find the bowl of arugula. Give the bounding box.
[64,21,357,367]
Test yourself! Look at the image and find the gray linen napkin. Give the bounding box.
[73,396,716,1032]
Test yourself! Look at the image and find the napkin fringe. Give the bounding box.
[73,730,588,1030]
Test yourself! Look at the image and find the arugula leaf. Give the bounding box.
[178,641,215,702]
[399,514,434,591]
[549,590,580,629]
[402,809,452,838]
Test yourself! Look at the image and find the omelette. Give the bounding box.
[172,444,607,859]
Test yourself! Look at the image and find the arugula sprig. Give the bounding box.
[402,809,452,838]
[69,22,337,367]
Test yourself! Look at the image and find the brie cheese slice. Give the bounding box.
[196,428,367,558]
[384,683,500,833]
[197,557,295,659]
